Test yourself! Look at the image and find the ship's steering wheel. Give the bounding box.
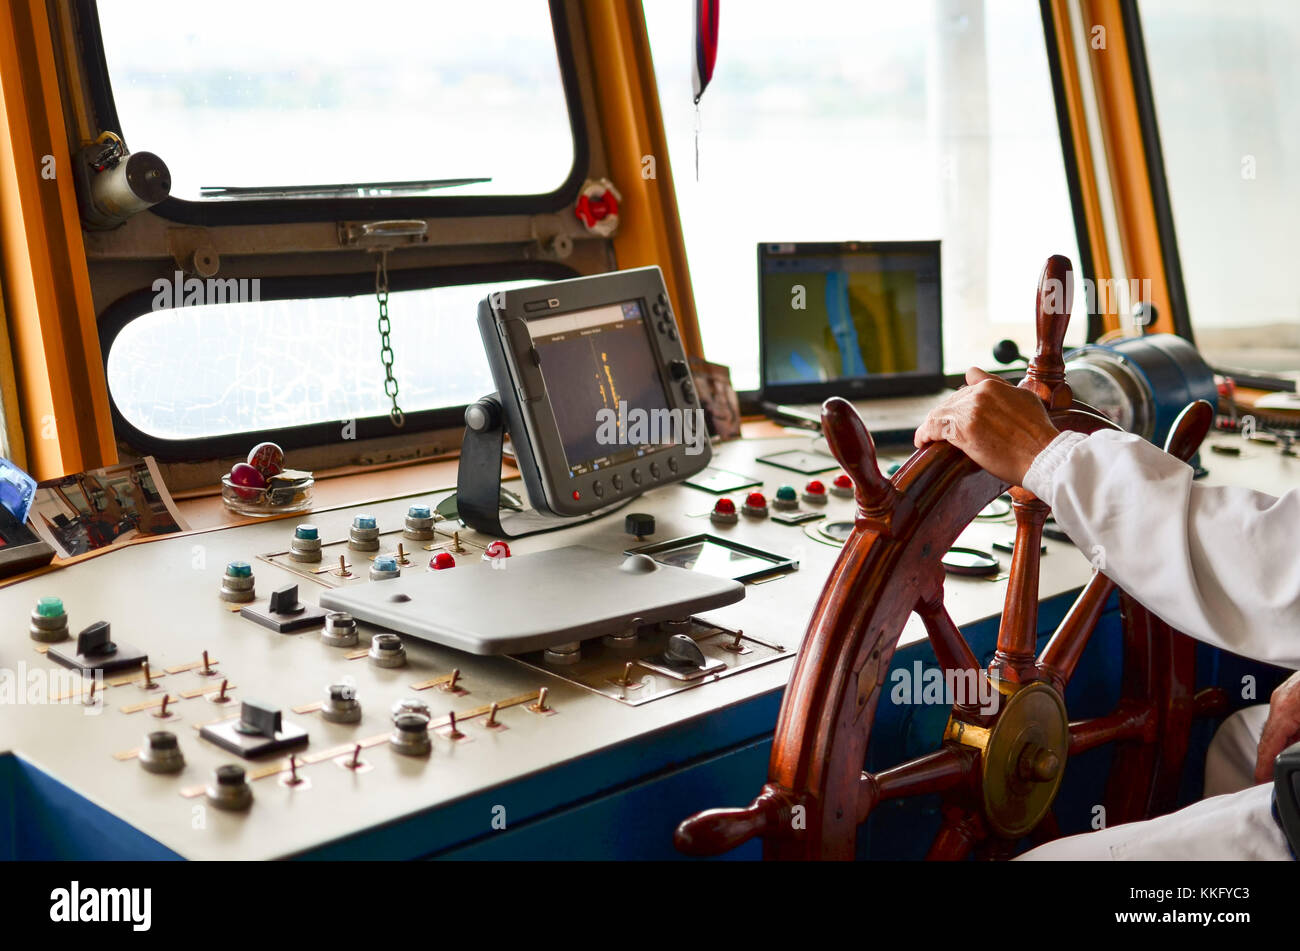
[676,255,1220,859]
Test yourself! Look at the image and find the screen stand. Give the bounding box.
[456,394,629,539]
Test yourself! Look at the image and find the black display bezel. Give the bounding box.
[478,267,711,518]
[757,240,946,405]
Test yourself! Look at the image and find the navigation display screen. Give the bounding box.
[528,300,674,477]
[761,243,941,386]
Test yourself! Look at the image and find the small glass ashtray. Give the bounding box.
[221,474,314,517]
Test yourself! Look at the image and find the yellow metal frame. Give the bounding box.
[1076,0,1175,335]
[0,0,117,479]
[1046,0,1119,331]
[581,0,704,359]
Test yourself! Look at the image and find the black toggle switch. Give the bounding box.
[201,698,308,758]
[77,620,117,657]
[268,584,305,615]
[49,620,146,675]
[241,584,327,633]
[234,700,282,738]
[663,633,708,670]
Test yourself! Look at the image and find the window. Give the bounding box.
[106,279,549,443]
[644,0,1086,390]
[94,0,576,205]
[1139,0,1300,373]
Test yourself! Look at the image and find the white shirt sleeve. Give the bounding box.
[1023,428,1300,670]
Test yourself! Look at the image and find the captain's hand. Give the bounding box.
[913,367,1061,486]
[1255,670,1300,783]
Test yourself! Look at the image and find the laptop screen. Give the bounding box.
[759,241,943,402]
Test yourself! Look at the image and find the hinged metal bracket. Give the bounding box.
[338,219,430,249]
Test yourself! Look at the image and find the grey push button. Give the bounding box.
[206,765,253,811]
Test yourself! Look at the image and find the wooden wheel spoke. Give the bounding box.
[990,492,1048,682]
[916,584,979,675]
[925,805,985,861]
[857,745,977,823]
[1037,571,1116,689]
[1068,701,1157,756]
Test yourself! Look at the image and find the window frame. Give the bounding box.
[98,261,577,461]
[74,0,591,226]
[1040,0,1107,343]
[1121,0,1195,342]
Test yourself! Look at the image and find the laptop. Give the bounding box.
[758,240,952,441]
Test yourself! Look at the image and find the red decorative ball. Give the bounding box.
[714,498,736,515]
[247,441,285,477]
[805,480,826,495]
[430,552,456,570]
[744,491,767,508]
[229,463,266,501]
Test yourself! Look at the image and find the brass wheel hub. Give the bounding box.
[947,681,1069,838]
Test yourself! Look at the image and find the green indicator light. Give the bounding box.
[775,485,797,501]
[36,597,64,618]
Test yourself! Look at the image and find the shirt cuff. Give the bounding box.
[1022,430,1088,499]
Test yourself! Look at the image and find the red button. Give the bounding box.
[805,480,826,495]
[833,474,852,490]
[572,490,581,501]
[744,491,767,508]
[714,498,736,515]
[430,553,456,570]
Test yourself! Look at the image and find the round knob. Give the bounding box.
[139,730,185,774]
[993,339,1025,365]
[624,512,656,537]
[1017,745,1061,783]
[464,398,501,432]
[207,764,252,810]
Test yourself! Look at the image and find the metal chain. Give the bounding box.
[375,250,405,428]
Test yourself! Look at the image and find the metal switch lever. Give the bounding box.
[664,634,707,670]
[77,620,117,657]
[269,584,305,615]
[234,700,283,738]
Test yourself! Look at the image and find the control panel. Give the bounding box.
[9,429,1279,859]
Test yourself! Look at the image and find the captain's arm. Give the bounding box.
[1024,429,1300,670]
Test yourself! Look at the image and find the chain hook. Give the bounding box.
[373,249,404,428]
